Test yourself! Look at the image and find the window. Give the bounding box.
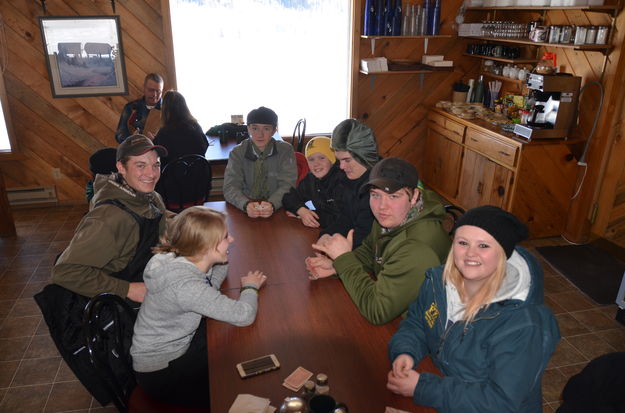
[0,17,16,155]
[169,0,352,135]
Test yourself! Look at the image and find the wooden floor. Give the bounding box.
[0,204,623,412]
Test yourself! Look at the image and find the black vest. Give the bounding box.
[34,199,162,405]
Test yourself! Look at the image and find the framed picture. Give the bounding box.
[39,16,128,98]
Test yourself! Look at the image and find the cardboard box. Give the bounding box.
[458,23,483,37]
[421,55,444,65]
[428,60,453,67]
[360,57,388,73]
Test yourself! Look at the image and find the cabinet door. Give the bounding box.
[423,127,463,201]
[457,149,513,209]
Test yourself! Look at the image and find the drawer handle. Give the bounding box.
[498,151,511,157]
[470,137,478,142]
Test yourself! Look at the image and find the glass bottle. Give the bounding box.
[315,373,330,394]
[472,75,485,104]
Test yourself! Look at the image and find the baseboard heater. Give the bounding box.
[7,186,57,206]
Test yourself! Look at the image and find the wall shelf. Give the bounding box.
[360,69,453,75]
[460,36,612,52]
[466,5,619,14]
[361,35,453,39]
[479,71,524,86]
[463,53,540,63]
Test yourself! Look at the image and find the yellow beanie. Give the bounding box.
[305,136,336,163]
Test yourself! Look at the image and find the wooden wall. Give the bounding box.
[0,0,174,203]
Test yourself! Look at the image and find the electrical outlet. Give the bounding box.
[52,168,61,180]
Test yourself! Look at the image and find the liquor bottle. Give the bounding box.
[423,0,431,35]
[364,0,375,36]
[430,0,441,35]
[392,0,402,36]
[384,0,394,35]
[472,75,485,104]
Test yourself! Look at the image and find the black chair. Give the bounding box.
[292,118,306,153]
[443,204,465,235]
[83,293,209,413]
[157,154,212,213]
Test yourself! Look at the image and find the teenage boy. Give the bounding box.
[35,135,169,405]
[223,106,297,218]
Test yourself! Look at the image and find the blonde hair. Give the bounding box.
[442,242,508,323]
[153,206,226,260]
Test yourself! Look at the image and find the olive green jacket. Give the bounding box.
[333,189,451,325]
[52,173,167,298]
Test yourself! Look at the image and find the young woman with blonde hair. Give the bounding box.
[131,206,267,408]
[387,205,560,413]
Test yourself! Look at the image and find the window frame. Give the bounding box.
[0,72,20,160]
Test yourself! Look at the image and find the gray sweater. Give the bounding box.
[130,253,259,372]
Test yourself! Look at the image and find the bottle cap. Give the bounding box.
[304,380,315,392]
[316,373,328,385]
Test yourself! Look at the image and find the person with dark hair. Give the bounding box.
[34,135,169,406]
[131,206,267,408]
[387,205,560,413]
[115,73,164,143]
[223,106,297,218]
[152,90,208,167]
[306,158,450,325]
[322,118,380,247]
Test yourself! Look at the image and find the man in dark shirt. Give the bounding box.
[115,73,164,143]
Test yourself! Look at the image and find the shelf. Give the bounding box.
[361,35,454,39]
[480,72,525,86]
[463,53,540,63]
[360,69,453,75]
[466,5,619,14]
[461,36,613,51]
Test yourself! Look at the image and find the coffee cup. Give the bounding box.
[308,394,348,413]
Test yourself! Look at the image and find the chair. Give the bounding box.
[83,293,209,413]
[443,204,465,235]
[294,152,310,185]
[291,118,306,153]
[157,154,212,213]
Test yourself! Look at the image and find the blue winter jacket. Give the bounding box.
[388,246,560,413]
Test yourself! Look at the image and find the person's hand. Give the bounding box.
[311,230,354,260]
[127,282,147,303]
[392,354,415,378]
[387,368,420,397]
[241,270,267,289]
[258,201,274,218]
[305,253,336,280]
[297,207,320,228]
[285,211,297,218]
[246,202,261,218]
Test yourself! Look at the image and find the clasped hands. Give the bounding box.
[246,201,274,218]
[305,230,354,280]
[387,354,420,397]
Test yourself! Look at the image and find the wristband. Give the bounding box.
[240,285,259,294]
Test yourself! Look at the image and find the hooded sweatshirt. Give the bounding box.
[52,173,166,298]
[332,189,451,325]
[131,253,259,372]
[388,247,560,413]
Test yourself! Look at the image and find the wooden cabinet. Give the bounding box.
[424,108,578,238]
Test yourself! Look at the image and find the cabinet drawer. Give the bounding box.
[444,118,466,141]
[428,111,446,128]
[465,129,518,167]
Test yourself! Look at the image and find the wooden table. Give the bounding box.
[204,201,438,413]
[204,137,239,165]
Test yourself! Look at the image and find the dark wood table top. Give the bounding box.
[204,137,239,164]
[204,201,438,412]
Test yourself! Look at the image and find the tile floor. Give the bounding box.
[1,204,624,413]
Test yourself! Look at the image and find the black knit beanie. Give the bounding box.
[453,205,528,258]
[247,106,278,127]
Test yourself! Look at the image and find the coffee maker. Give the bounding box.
[514,73,582,140]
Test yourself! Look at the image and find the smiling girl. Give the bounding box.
[387,206,560,413]
[130,206,267,408]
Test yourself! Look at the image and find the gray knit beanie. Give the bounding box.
[331,119,379,169]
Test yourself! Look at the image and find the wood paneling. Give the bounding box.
[0,0,174,203]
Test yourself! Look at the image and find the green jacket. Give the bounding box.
[333,189,451,325]
[52,173,167,298]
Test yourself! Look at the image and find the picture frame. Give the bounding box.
[39,16,128,98]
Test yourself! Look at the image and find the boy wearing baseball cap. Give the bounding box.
[307,157,450,325]
[36,135,169,404]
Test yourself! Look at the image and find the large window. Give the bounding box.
[169,0,351,135]
[0,16,15,153]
